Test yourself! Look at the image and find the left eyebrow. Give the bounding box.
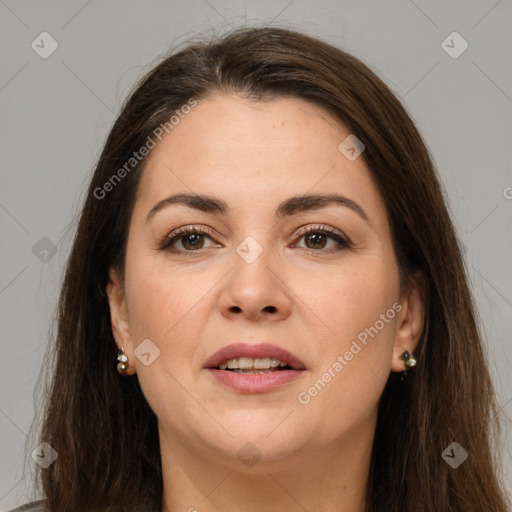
[275,193,370,224]
[146,192,370,225]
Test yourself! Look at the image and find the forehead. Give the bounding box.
[133,94,386,224]
[143,94,346,172]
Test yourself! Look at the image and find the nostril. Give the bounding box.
[228,305,276,313]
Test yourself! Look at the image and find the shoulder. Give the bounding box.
[7,500,48,512]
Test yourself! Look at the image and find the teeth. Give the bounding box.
[232,369,273,374]
[255,357,271,369]
[217,356,289,370]
[239,356,255,369]
[227,359,238,369]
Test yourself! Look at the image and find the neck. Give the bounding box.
[159,417,375,512]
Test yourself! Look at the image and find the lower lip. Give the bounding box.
[205,369,305,393]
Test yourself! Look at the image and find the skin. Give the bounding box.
[107,94,425,512]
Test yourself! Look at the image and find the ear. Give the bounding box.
[106,267,136,375]
[390,271,426,373]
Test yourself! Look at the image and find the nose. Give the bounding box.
[218,245,292,322]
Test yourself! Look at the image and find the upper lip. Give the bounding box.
[204,342,306,370]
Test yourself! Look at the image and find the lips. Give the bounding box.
[204,342,306,370]
[204,342,306,393]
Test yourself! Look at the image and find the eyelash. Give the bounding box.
[158,224,352,256]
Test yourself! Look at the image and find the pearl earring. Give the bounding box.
[399,350,417,382]
[400,350,417,368]
[116,348,135,375]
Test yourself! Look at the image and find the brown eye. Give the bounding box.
[159,227,219,253]
[179,233,205,250]
[304,232,328,249]
[293,226,352,253]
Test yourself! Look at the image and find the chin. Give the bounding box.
[211,416,308,454]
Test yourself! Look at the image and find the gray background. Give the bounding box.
[1,0,511,508]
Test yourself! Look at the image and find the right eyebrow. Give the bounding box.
[146,193,228,223]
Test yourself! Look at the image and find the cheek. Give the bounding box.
[122,260,209,425]
[297,254,399,409]
[124,247,230,377]
[308,256,399,341]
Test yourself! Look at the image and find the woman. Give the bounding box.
[12,26,509,512]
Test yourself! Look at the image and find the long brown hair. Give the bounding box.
[26,26,509,512]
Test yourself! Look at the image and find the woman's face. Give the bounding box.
[108,94,423,468]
